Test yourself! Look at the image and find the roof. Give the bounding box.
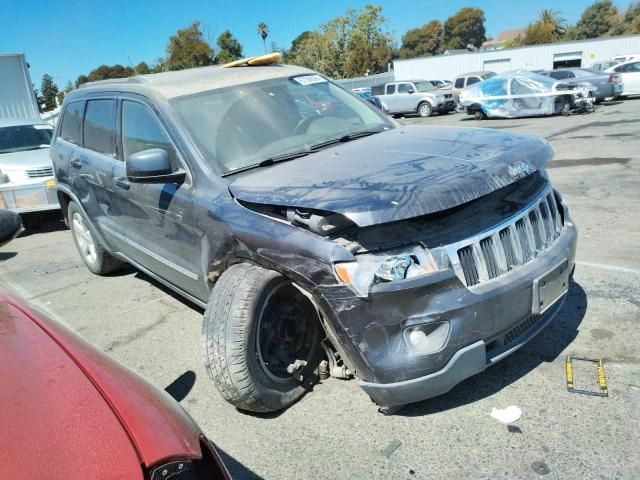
[0,118,50,128]
[74,63,315,100]
[483,28,526,46]
[456,71,492,78]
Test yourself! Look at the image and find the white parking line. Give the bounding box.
[576,260,640,275]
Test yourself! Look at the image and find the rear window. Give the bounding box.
[549,71,570,80]
[59,101,84,145]
[83,99,115,155]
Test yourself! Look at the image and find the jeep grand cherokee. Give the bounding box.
[50,63,577,412]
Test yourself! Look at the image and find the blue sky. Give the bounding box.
[0,0,633,88]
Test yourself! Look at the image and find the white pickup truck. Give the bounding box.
[372,81,456,117]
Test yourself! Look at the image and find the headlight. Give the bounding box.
[334,245,444,295]
[0,169,9,184]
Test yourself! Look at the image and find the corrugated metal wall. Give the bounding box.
[334,71,394,90]
[0,54,40,121]
[394,35,640,82]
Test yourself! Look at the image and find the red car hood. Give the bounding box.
[0,290,203,477]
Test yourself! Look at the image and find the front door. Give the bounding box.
[113,98,203,297]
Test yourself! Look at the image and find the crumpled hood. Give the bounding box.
[229,125,553,227]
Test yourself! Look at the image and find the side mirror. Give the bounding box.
[126,149,185,184]
[407,89,415,94]
[0,209,23,248]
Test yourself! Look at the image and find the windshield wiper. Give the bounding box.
[310,128,386,151]
[221,150,310,177]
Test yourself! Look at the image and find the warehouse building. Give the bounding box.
[393,34,640,82]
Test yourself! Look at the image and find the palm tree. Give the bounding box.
[538,9,567,40]
[257,22,269,53]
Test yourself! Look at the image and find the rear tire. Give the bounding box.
[474,109,486,120]
[202,263,322,413]
[68,201,123,275]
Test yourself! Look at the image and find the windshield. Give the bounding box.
[414,81,437,92]
[170,75,392,175]
[0,124,53,154]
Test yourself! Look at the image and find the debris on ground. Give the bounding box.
[490,405,522,424]
[531,460,551,476]
[382,439,402,458]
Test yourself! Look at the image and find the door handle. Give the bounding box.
[70,158,82,169]
[114,177,130,190]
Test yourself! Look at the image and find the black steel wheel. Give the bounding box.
[202,263,322,412]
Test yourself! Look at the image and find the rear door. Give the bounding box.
[75,96,129,253]
[52,101,84,191]
[115,96,202,297]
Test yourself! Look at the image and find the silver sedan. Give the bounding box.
[541,68,623,102]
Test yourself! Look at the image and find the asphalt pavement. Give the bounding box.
[1,98,639,480]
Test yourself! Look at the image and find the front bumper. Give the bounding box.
[317,219,577,406]
[0,179,60,213]
[435,100,456,112]
[360,296,565,406]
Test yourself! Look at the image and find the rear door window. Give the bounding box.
[83,99,115,155]
[385,84,396,95]
[59,101,84,145]
[466,77,481,86]
[121,100,179,169]
[454,78,465,89]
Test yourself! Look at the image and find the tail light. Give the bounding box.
[608,74,621,83]
[148,438,231,480]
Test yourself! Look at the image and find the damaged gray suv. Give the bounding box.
[51,63,577,413]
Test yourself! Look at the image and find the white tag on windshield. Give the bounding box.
[33,124,52,130]
[292,75,327,86]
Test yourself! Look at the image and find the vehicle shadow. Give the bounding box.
[0,251,17,261]
[216,446,264,480]
[398,280,587,417]
[164,370,197,402]
[19,211,66,236]
[132,270,205,312]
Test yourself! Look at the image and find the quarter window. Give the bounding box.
[122,101,179,169]
[59,101,84,145]
[83,100,115,155]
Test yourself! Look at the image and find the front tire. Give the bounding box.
[417,102,432,117]
[68,201,122,275]
[202,264,322,413]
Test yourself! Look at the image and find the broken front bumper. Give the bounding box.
[0,179,60,213]
[318,221,577,407]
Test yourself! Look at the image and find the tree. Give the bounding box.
[75,64,135,88]
[135,61,151,74]
[568,1,620,40]
[523,10,567,45]
[621,2,640,34]
[215,30,244,64]
[166,20,214,70]
[443,7,486,50]
[398,20,444,58]
[257,22,269,53]
[75,75,89,88]
[40,74,59,112]
[284,4,394,79]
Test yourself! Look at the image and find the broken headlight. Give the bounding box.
[334,245,443,295]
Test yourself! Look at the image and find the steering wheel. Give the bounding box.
[294,114,321,135]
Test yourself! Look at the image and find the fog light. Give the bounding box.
[404,322,450,355]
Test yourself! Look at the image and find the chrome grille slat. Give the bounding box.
[26,166,54,178]
[452,185,564,288]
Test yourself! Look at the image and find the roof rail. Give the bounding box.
[78,77,144,88]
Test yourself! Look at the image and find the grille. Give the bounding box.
[444,94,453,99]
[452,187,563,287]
[503,315,539,345]
[26,166,54,178]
